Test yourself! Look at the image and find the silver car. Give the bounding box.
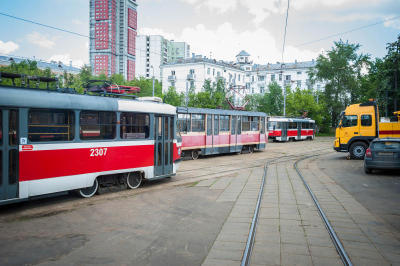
[364,138,400,174]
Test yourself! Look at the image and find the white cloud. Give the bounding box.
[384,16,400,30]
[72,19,83,25]
[27,31,55,49]
[0,40,19,54]
[49,54,85,68]
[180,0,237,13]
[180,0,381,25]
[138,27,177,40]
[144,23,319,64]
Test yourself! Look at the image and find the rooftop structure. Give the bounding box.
[0,55,81,75]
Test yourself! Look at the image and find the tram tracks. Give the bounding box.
[240,152,353,266]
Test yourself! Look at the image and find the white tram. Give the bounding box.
[0,76,181,204]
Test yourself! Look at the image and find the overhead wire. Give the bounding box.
[281,0,290,64]
[296,15,400,47]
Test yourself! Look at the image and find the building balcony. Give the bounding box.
[187,73,195,80]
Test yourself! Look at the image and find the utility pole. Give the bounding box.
[151,65,155,97]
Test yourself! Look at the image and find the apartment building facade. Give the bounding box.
[135,35,191,81]
[89,0,137,80]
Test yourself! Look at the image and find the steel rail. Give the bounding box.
[294,156,352,266]
[241,163,267,266]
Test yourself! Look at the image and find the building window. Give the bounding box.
[279,74,282,81]
[207,68,210,75]
[80,111,116,140]
[297,71,302,75]
[258,75,265,81]
[238,74,241,81]
[190,69,195,74]
[285,75,291,81]
[171,70,175,75]
[260,87,264,94]
[120,113,150,139]
[252,76,254,82]
[213,69,215,76]
[297,80,301,87]
[28,109,75,142]
[271,74,275,81]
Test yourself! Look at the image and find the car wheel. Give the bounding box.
[364,165,372,174]
[350,142,367,160]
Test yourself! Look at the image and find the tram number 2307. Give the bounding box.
[90,148,108,157]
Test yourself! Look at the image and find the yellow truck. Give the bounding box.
[334,100,400,159]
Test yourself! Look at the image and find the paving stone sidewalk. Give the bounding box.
[200,158,399,266]
[301,157,400,265]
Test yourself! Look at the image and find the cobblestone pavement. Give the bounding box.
[0,137,399,265]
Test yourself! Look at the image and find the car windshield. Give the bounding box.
[372,141,400,149]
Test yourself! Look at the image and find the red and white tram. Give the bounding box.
[0,83,181,204]
[177,107,268,159]
[268,117,315,142]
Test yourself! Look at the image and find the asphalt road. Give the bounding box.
[318,152,400,232]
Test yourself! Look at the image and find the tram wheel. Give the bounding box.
[191,150,199,160]
[78,178,99,198]
[126,172,142,189]
[248,146,254,154]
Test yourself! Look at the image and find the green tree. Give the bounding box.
[163,86,184,106]
[127,77,162,97]
[257,82,283,115]
[309,40,370,126]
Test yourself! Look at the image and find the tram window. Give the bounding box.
[0,110,2,144]
[207,115,212,135]
[165,117,169,139]
[237,116,242,134]
[80,111,116,140]
[220,115,229,131]
[0,151,2,186]
[192,114,205,132]
[261,117,265,134]
[120,113,149,139]
[289,122,297,129]
[177,114,190,133]
[170,117,174,140]
[29,109,74,142]
[9,110,18,145]
[231,116,237,134]
[251,117,259,131]
[214,115,219,135]
[242,116,250,131]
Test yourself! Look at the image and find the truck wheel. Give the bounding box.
[350,142,367,160]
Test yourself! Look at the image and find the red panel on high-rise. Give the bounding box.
[127,28,136,55]
[95,22,109,50]
[95,0,109,20]
[94,55,109,76]
[127,59,135,81]
[128,8,137,29]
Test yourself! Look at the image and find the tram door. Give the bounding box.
[205,115,213,155]
[0,109,19,200]
[297,122,302,140]
[154,116,174,177]
[281,122,288,141]
[230,116,237,152]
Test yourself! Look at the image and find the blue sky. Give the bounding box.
[0,0,399,67]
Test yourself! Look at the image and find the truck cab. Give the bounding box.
[334,101,378,159]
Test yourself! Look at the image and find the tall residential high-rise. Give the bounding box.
[89,0,137,80]
[135,35,191,81]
